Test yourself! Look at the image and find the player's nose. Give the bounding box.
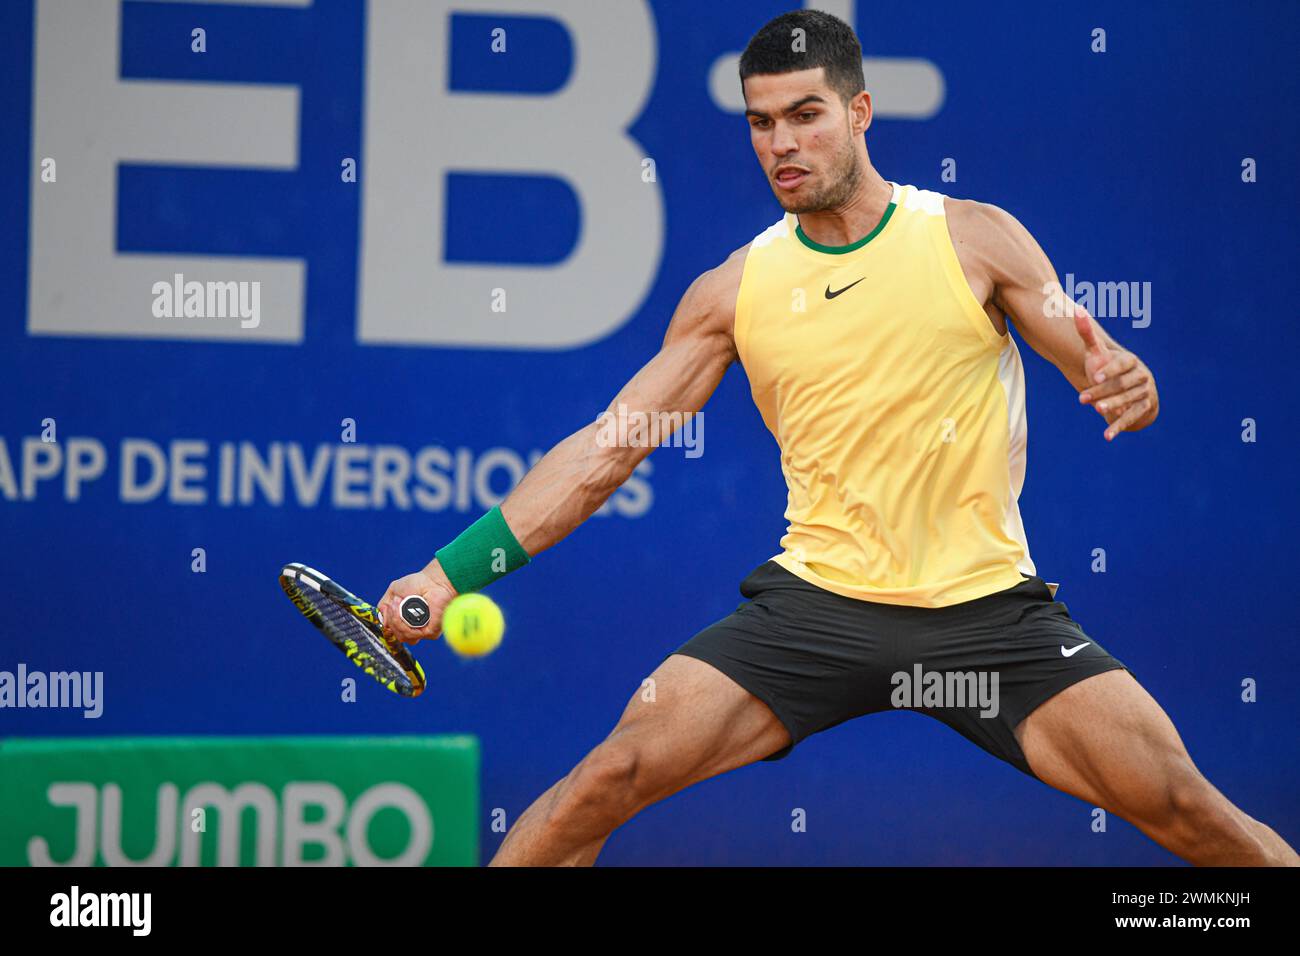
[770,123,799,155]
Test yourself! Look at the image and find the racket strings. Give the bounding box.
[300,587,402,670]
[281,567,424,697]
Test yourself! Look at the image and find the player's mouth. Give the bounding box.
[774,166,810,190]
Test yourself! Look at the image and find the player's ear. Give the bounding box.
[852,90,873,135]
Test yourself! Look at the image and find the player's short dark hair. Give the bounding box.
[739,10,865,106]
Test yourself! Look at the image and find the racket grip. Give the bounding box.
[398,594,433,629]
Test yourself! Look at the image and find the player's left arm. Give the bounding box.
[952,199,1159,441]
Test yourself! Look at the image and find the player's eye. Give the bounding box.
[798,111,817,121]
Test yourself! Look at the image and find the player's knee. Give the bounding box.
[586,740,643,790]
[1132,758,1216,831]
[1165,765,1223,825]
[551,740,646,825]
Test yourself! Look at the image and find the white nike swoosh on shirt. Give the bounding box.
[1060,642,1092,657]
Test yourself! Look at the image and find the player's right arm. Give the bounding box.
[498,247,745,556]
[376,244,748,641]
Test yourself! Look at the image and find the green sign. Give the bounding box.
[0,736,478,866]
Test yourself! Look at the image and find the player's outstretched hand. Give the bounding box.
[1072,302,1159,441]
[377,565,456,644]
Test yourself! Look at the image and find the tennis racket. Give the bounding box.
[279,562,428,697]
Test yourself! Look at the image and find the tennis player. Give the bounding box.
[377,10,1298,866]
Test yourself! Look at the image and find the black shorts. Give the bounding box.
[669,561,1132,780]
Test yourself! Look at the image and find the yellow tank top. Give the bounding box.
[734,181,1038,608]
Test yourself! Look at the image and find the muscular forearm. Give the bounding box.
[403,416,631,606]
[495,422,637,557]
[416,422,634,589]
[486,327,728,559]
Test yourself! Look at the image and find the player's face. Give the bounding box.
[743,68,863,215]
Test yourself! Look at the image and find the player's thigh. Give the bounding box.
[603,652,791,794]
[1015,668,1200,815]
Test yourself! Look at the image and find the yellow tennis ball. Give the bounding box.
[441,593,504,658]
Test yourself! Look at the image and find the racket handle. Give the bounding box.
[398,594,433,629]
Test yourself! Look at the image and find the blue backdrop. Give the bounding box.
[2,0,1296,865]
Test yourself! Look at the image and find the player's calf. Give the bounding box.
[1138,767,1298,866]
[490,654,790,866]
[1019,670,1299,866]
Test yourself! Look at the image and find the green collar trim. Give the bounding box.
[795,201,897,254]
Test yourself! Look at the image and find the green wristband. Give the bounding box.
[435,505,531,593]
